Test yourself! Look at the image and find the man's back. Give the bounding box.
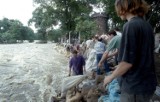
[118,17,157,94]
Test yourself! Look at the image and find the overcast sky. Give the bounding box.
[0,0,103,31]
[0,0,35,26]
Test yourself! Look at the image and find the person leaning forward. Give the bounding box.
[98,30,121,68]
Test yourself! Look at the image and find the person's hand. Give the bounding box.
[98,62,103,68]
[103,75,114,87]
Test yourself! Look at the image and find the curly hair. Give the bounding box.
[115,0,150,17]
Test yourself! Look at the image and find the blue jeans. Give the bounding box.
[96,54,110,75]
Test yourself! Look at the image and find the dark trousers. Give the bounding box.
[96,54,110,75]
[120,92,153,102]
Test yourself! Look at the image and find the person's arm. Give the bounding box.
[108,49,118,58]
[98,36,118,67]
[103,23,138,86]
[103,61,132,86]
[98,51,109,68]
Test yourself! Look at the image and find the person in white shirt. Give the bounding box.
[94,35,110,75]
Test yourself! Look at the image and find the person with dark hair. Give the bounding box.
[69,50,86,76]
[114,27,122,36]
[98,29,121,67]
[108,30,117,36]
[103,0,157,102]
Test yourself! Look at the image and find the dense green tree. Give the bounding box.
[146,0,160,33]
[0,18,35,43]
[30,0,96,41]
[30,0,160,41]
[75,18,98,40]
[47,29,64,42]
[96,0,160,32]
[20,26,35,42]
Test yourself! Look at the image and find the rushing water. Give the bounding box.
[0,43,68,102]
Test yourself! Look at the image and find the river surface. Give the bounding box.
[0,43,68,102]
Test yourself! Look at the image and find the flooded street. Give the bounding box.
[0,43,68,102]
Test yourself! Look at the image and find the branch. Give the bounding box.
[147,0,160,22]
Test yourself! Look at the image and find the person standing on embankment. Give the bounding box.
[103,0,157,102]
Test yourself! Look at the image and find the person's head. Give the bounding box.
[72,50,78,56]
[106,30,117,41]
[114,27,120,32]
[94,35,99,41]
[114,27,122,36]
[107,30,117,37]
[115,0,150,20]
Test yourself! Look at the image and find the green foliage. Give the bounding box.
[146,0,160,33]
[47,29,64,42]
[0,18,35,43]
[97,0,160,32]
[31,0,160,42]
[36,28,47,41]
[21,26,35,42]
[75,19,98,39]
[31,0,94,41]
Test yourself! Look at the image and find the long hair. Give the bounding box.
[115,0,150,17]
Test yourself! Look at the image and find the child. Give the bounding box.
[69,50,86,76]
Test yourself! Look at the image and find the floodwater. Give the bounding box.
[0,43,68,102]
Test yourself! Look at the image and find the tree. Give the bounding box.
[47,29,64,42]
[96,0,160,32]
[75,18,98,40]
[20,26,35,42]
[30,0,94,42]
[146,0,160,33]
[0,18,35,43]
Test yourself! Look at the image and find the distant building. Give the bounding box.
[91,13,109,35]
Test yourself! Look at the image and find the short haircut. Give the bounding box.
[107,30,117,36]
[115,0,150,17]
[114,27,120,31]
[72,50,78,54]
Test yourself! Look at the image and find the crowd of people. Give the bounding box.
[61,0,158,101]
[66,28,121,76]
